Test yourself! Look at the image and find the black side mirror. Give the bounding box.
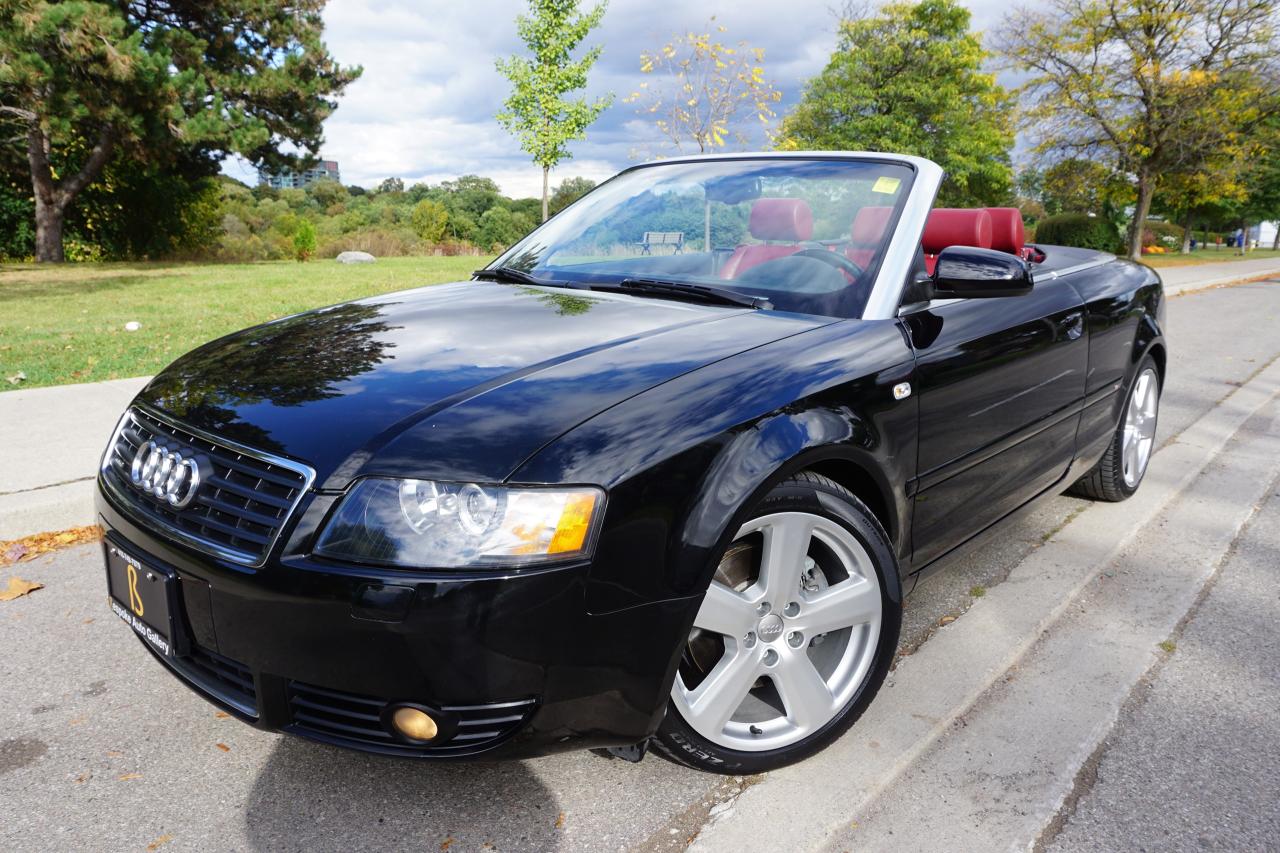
[933,246,1033,298]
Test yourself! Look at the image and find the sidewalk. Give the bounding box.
[0,376,149,540]
[0,256,1277,542]
[1155,254,1280,296]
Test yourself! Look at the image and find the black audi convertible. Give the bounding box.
[97,153,1165,773]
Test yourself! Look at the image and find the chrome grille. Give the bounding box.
[101,407,314,566]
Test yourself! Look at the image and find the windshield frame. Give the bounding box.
[486,152,945,321]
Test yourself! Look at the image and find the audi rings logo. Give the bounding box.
[129,440,203,508]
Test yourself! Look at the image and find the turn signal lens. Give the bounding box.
[548,491,598,554]
[391,706,439,742]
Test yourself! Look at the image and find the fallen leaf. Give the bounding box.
[146,834,173,850]
[215,743,230,752]
[118,772,142,781]
[68,716,87,726]
[0,526,102,566]
[83,617,94,624]
[214,711,231,720]
[106,750,123,758]
[0,577,44,601]
[555,812,565,829]
[939,615,957,626]
[440,838,454,851]
[74,772,91,784]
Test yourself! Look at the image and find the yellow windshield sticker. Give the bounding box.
[872,176,901,194]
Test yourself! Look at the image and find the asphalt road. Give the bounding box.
[2,280,1278,852]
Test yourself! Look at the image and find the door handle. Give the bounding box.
[1057,311,1085,340]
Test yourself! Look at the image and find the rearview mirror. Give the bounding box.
[933,246,1033,298]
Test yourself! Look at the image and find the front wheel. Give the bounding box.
[654,472,900,774]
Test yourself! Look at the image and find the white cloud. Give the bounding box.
[227,0,1012,191]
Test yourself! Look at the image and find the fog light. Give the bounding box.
[390,706,439,742]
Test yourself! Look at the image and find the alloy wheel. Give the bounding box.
[1122,368,1159,487]
[672,511,883,752]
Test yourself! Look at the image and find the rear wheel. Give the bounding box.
[654,472,900,774]
[1071,356,1161,502]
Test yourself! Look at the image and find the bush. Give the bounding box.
[293,220,317,262]
[1034,213,1120,252]
[1143,220,1184,248]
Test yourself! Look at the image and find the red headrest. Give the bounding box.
[750,198,813,242]
[985,207,1025,254]
[850,206,893,246]
[922,208,992,254]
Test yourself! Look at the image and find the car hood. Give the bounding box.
[138,281,827,488]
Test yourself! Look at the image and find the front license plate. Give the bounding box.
[105,543,175,657]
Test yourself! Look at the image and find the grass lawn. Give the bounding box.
[1141,248,1280,268]
[0,256,485,391]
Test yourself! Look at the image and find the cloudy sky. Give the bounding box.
[225,0,1007,198]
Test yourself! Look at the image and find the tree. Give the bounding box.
[477,206,535,249]
[410,199,449,242]
[1041,159,1112,216]
[625,19,783,155]
[496,0,613,222]
[549,176,596,215]
[778,0,1014,207]
[293,219,316,261]
[0,1,359,262]
[997,0,1279,259]
[377,177,405,195]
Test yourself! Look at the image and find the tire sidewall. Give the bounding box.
[657,475,902,774]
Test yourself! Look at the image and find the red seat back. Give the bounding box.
[984,207,1025,255]
[720,198,814,279]
[922,208,993,274]
[846,206,893,268]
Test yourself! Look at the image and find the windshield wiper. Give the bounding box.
[473,266,562,287]
[617,278,772,310]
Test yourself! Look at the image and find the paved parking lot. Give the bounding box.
[2,280,1278,852]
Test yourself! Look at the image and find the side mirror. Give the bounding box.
[933,246,1033,298]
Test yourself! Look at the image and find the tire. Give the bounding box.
[1070,355,1161,502]
[653,472,901,774]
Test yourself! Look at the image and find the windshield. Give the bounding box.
[489,158,915,319]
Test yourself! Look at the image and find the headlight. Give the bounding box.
[313,478,604,568]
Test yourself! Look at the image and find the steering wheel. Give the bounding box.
[793,247,864,281]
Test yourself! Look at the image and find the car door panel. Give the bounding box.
[904,280,1088,568]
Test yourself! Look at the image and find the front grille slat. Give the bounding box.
[286,681,536,757]
[102,407,314,566]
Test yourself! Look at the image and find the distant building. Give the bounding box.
[258,160,340,189]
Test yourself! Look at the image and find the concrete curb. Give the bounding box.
[689,356,1280,853]
[1162,267,1280,297]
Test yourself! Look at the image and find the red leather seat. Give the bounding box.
[922,208,993,274]
[719,198,814,280]
[846,206,893,268]
[984,207,1025,255]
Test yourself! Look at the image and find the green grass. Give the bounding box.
[1141,248,1280,268]
[0,256,485,391]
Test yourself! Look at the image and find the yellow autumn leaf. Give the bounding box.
[0,576,43,601]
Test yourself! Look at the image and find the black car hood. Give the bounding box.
[139,282,827,488]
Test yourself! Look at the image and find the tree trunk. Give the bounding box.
[25,124,115,262]
[541,166,549,223]
[1272,226,1279,251]
[1126,174,1155,260]
[1180,210,1193,254]
[33,198,66,262]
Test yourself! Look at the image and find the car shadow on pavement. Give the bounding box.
[244,736,561,851]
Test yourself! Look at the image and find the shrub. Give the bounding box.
[1142,220,1184,248]
[293,220,317,262]
[1034,213,1120,252]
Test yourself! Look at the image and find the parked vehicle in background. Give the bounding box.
[97,153,1165,773]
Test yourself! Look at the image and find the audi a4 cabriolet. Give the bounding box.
[98,152,1165,773]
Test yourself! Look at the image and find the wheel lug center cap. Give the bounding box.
[758,613,785,642]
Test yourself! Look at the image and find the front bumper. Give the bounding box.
[96,482,695,760]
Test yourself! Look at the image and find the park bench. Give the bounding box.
[637,231,685,254]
